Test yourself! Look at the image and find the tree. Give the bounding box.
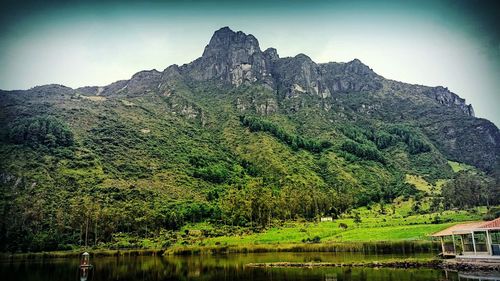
[441,171,490,209]
[411,200,422,214]
[353,211,362,225]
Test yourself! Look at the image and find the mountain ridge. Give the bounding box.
[2,27,495,173]
[7,27,475,117]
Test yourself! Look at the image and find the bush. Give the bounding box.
[431,215,442,224]
[312,235,321,243]
[194,164,230,183]
[483,207,500,221]
[302,236,321,243]
[388,125,431,154]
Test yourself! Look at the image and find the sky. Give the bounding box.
[0,0,499,126]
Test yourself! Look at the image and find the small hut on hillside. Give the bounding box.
[431,217,500,259]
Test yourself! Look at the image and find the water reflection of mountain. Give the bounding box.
[3,254,500,281]
[457,272,500,281]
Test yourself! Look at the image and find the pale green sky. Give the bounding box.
[0,0,499,126]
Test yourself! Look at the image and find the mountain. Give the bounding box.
[0,27,498,252]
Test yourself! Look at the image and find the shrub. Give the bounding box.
[483,207,500,221]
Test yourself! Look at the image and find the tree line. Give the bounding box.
[340,124,432,155]
[240,115,332,153]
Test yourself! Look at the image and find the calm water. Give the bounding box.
[1,252,499,281]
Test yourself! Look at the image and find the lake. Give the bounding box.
[2,252,499,281]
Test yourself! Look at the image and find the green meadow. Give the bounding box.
[162,201,486,253]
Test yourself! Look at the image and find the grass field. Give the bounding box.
[448,160,475,173]
[172,202,486,249]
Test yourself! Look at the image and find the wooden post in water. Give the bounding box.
[471,231,477,256]
[452,234,456,255]
[461,235,465,255]
[440,237,445,254]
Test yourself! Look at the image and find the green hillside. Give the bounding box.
[0,81,497,252]
[0,27,498,253]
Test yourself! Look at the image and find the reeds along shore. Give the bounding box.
[0,241,439,259]
[0,249,163,260]
[167,241,439,255]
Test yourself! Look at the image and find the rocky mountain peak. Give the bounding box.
[345,59,376,76]
[184,27,272,87]
[95,27,476,120]
[294,53,313,61]
[263,48,279,61]
[202,26,261,58]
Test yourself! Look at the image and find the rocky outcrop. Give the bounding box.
[7,27,477,121]
[180,27,274,88]
[271,54,329,98]
[99,80,129,96]
[178,27,383,100]
[319,59,383,93]
[80,26,473,121]
[422,116,499,172]
[386,81,474,117]
[423,86,474,116]
[125,69,162,95]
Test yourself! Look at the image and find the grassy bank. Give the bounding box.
[0,249,163,260]
[170,204,483,247]
[166,240,439,255]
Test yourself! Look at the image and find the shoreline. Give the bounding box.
[165,240,438,255]
[246,259,500,271]
[0,249,164,260]
[0,240,439,259]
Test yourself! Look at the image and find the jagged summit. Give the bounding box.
[182,27,274,87]
[11,27,474,121]
[202,26,261,58]
[175,27,386,97]
[52,27,476,120]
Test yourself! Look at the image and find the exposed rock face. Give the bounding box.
[179,27,383,100]
[16,27,476,120]
[422,117,499,172]
[272,54,329,98]
[423,86,475,116]
[181,27,274,88]
[319,60,383,93]
[79,26,473,119]
[385,82,475,117]
[254,98,278,115]
[126,70,162,95]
